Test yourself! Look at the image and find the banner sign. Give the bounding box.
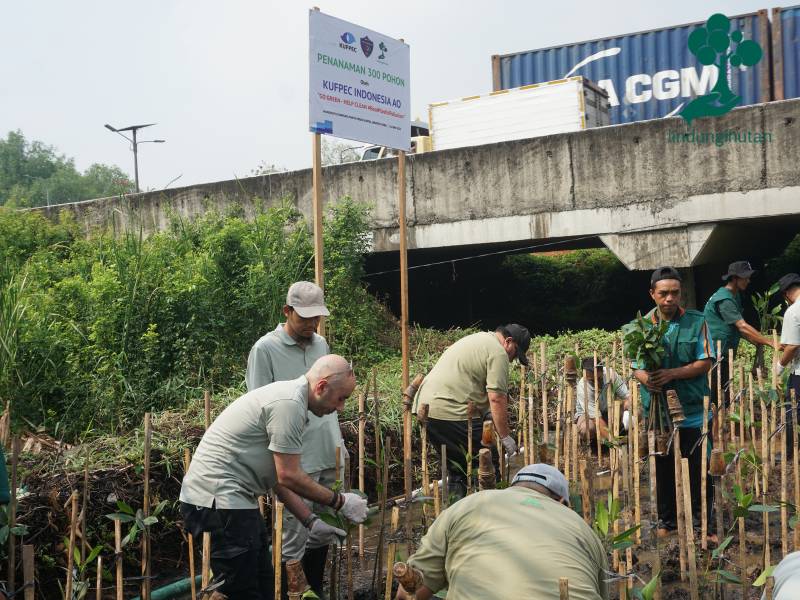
[309,10,410,151]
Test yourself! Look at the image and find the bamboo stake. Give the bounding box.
[114,519,123,600]
[792,389,799,551]
[311,131,325,334]
[571,421,579,488]
[554,387,562,469]
[674,429,687,582]
[81,460,89,564]
[496,431,506,486]
[750,372,761,497]
[729,348,736,447]
[432,477,440,517]
[141,412,152,600]
[65,491,79,600]
[612,399,621,571]
[736,457,747,595]
[757,368,770,487]
[95,556,102,600]
[528,391,535,464]
[716,341,724,450]
[204,389,211,429]
[402,375,423,553]
[594,351,602,466]
[701,396,709,550]
[384,507,400,600]
[274,501,284,600]
[8,436,19,593]
[373,367,381,490]
[632,382,641,544]
[681,458,699,600]
[466,401,474,495]
[345,451,354,600]
[183,449,197,600]
[358,384,367,559]
[564,385,572,483]
[647,431,662,600]
[739,364,746,447]
[559,577,569,600]
[579,459,591,524]
[201,533,211,593]
[772,330,780,468]
[23,544,34,600]
[781,400,788,557]
[373,436,391,594]
[441,445,448,509]
[287,558,311,600]
[541,342,549,456]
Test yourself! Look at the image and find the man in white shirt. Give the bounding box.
[776,273,800,459]
[575,357,631,441]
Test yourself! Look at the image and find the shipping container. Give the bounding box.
[492,10,771,124]
[773,5,800,100]
[428,76,609,152]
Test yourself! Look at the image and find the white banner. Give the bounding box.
[309,10,410,151]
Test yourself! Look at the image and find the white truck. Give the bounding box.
[358,75,608,160]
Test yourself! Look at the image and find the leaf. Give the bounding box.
[753,565,775,587]
[74,545,81,565]
[748,504,779,513]
[116,500,134,515]
[594,500,609,537]
[318,511,345,530]
[142,516,158,526]
[714,569,742,584]
[86,545,103,565]
[639,570,660,600]
[105,513,135,523]
[711,535,734,559]
[613,525,642,543]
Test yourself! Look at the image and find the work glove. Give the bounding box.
[774,361,785,377]
[501,435,517,456]
[622,410,631,431]
[339,492,369,523]
[307,517,346,547]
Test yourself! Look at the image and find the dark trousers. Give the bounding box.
[655,427,713,531]
[784,374,800,459]
[427,417,499,494]
[181,502,274,599]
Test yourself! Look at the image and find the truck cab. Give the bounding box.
[359,120,431,161]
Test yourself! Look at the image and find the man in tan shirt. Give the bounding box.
[413,325,530,497]
[396,464,608,599]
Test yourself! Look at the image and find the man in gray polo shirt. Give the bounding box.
[181,355,368,600]
[246,281,345,598]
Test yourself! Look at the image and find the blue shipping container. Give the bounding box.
[492,10,771,125]
[773,5,800,100]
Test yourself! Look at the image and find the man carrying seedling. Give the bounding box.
[575,356,631,442]
[246,280,346,599]
[395,464,608,600]
[703,261,776,405]
[180,354,368,600]
[775,272,800,459]
[629,266,715,539]
[413,325,530,498]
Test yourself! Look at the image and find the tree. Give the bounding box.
[0,130,133,207]
[321,138,361,166]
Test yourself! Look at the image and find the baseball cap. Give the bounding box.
[511,464,569,504]
[650,266,682,287]
[722,261,756,282]
[286,281,330,318]
[581,357,604,371]
[502,324,531,366]
[777,273,800,293]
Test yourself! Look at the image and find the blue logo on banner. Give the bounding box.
[341,32,355,44]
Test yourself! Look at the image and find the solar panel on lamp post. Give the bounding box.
[104,123,164,193]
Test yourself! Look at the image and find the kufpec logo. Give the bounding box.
[339,32,357,52]
[679,13,762,124]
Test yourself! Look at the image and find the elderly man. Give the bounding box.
[575,357,631,441]
[246,281,345,598]
[413,325,530,497]
[180,355,367,600]
[776,273,800,459]
[630,266,715,539]
[703,261,776,405]
[396,464,608,600]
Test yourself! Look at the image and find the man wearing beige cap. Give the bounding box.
[246,281,344,599]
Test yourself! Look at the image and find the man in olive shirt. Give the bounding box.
[703,261,775,405]
[181,355,367,599]
[395,464,608,600]
[246,281,345,597]
[414,324,530,497]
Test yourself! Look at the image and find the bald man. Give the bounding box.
[180,355,368,600]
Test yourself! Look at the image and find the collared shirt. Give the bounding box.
[180,376,308,509]
[780,301,800,375]
[575,368,630,419]
[413,332,510,421]
[703,286,744,358]
[408,486,609,599]
[246,324,342,473]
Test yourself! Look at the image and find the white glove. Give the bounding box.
[307,517,346,547]
[622,410,631,431]
[501,435,517,456]
[339,492,368,523]
[775,361,786,377]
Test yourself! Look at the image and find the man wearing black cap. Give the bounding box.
[413,325,530,497]
[776,273,800,458]
[395,464,608,600]
[629,267,715,538]
[703,261,776,405]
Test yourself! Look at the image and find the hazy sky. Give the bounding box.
[1,1,770,192]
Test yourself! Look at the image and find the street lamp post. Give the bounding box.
[104,123,165,193]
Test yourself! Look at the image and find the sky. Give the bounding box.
[0,0,772,192]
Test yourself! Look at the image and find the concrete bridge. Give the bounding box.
[36,98,800,304]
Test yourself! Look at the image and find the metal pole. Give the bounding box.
[133,128,140,193]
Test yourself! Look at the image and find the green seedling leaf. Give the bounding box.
[714,569,742,584]
[86,545,103,565]
[711,535,734,559]
[613,525,642,544]
[143,516,158,526]
[105,513,135,523]
[116,500,134,515]
[748,504,779,513]
[753,565,775,587]
[639,570,660,600]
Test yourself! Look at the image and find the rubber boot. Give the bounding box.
[302,545,330,600]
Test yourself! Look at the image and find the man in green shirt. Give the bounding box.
[703,261,775,405]
[246,281,344,598]
[395,464,608,600]
[630,267,715,539]
[413,325,530,497]
[181,355,367,600]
